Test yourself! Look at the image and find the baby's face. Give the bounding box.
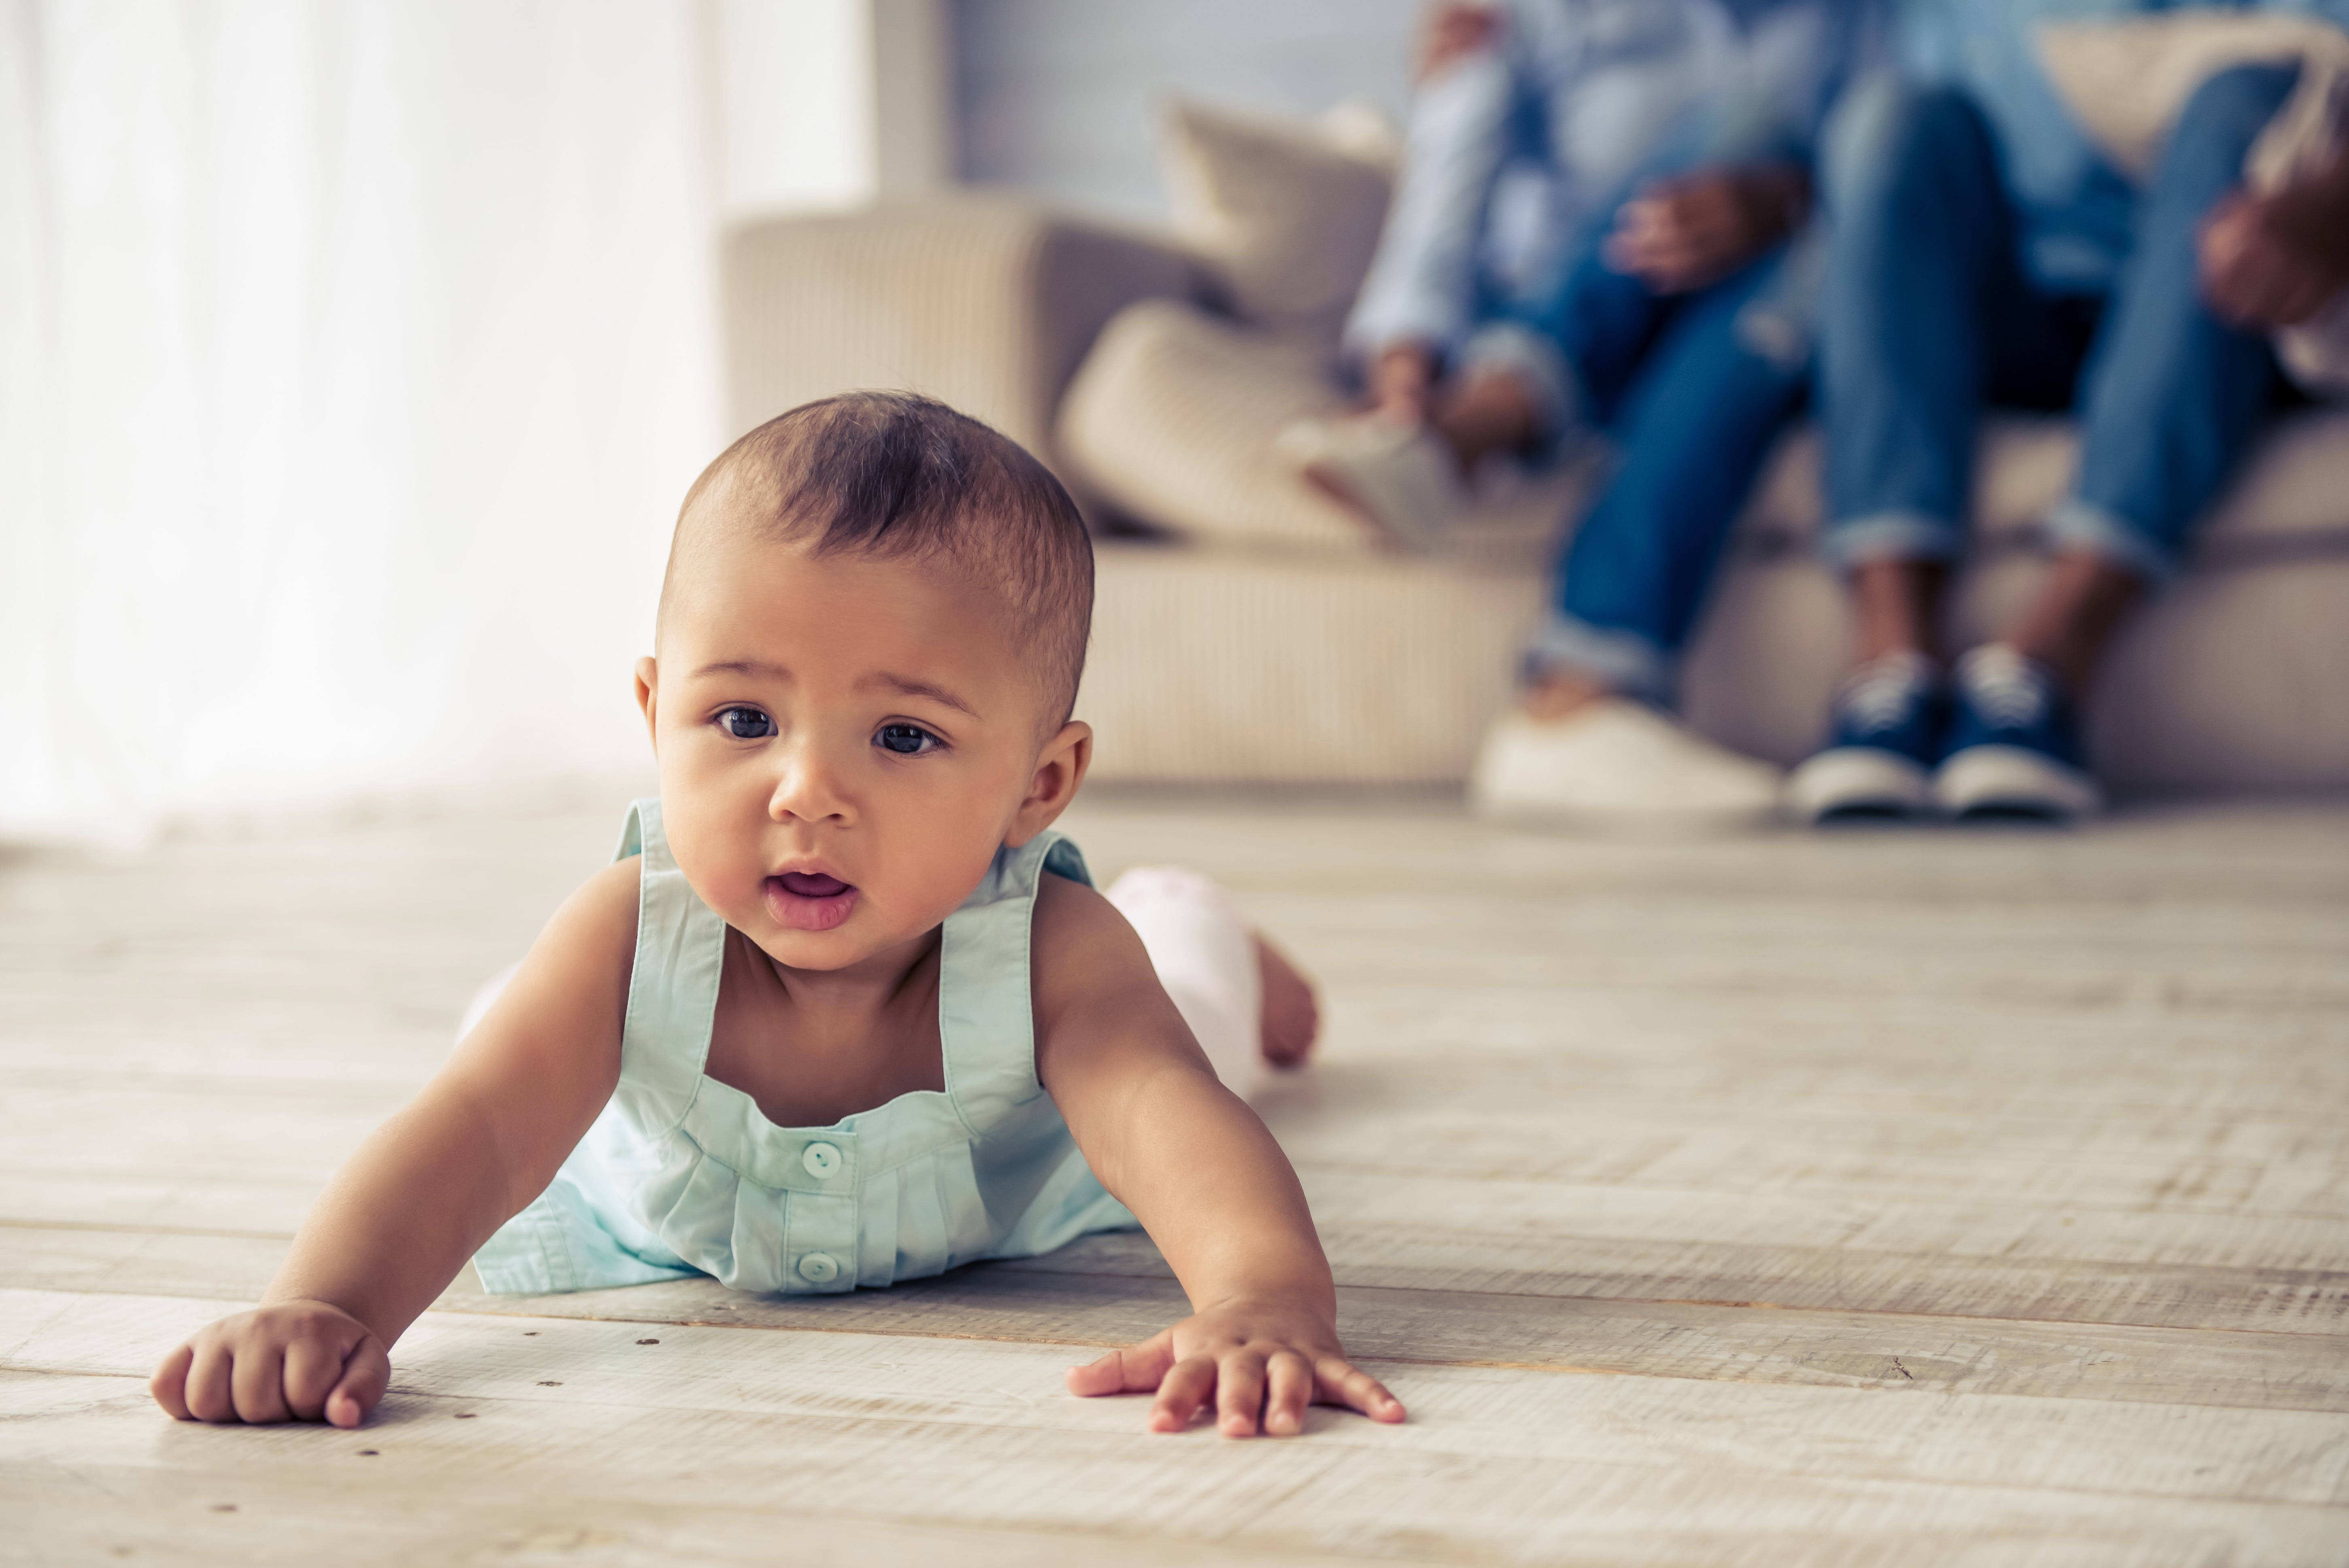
[639,535,1085,974]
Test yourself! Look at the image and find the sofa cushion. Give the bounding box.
[1741,408,2349,559]
[1082,532,2349,793]
[1083,542,1540,785]
[1059,295,1588,557]
[1163,101,1394,354]
[721,198,1197,494]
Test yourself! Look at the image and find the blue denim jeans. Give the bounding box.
[1513,244,1813,701]
[1818,64,2296,580]
[1344,0,1847,363]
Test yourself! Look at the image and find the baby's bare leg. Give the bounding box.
[1255,934,1319,1069]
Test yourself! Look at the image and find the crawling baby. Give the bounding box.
[149,392,1404,1439]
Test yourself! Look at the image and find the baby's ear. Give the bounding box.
[1006,721,1092,846]
[634,657,660,749]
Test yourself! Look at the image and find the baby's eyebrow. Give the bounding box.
[864,672,980,719]
[692,660,979,719]
[694,659,789,679]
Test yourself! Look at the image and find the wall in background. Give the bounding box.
[955,0,1422,224]
[715,0,950,223]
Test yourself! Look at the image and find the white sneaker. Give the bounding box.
[1273,414,1466,551]
[1469,698,1782,829]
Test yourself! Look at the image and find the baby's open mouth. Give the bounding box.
[764,871,858,932]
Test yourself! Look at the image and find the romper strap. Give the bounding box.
[938,829,1091,1124]
[611,798,724,1132]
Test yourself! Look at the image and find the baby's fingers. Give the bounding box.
[283,1333,348,1422]
[323,1335,390,1429]
[1149,1355,1219,1434]
[181,1339,238,1424]
[231,1339,295,1424]
[149,1343,195,1420]
[1264,1351,1313,1436]
[1214,1350,1267,1439]
[1065,1332,1173,1398]
[1315,1354,1406,1423]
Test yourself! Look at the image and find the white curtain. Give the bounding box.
[0,0,723,845]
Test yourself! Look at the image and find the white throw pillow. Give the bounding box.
[1163,100,1395,355]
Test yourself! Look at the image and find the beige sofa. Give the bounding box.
[725,196,2349,796]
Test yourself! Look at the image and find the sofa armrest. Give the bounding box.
[722,197,1200,491]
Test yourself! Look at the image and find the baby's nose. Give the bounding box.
[766,743,855,823]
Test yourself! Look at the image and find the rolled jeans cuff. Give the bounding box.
[1520,612,1672,705]
[1458,321,1583,454]
[1820,509,1965,571]
[2043,496,2173,583]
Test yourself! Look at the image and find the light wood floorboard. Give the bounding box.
[2,794,2346,1563]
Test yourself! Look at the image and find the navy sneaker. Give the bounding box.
[1933,644,2101,821]
[1784,651,1947,823]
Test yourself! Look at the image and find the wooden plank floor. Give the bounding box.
[3,791,2347,1566]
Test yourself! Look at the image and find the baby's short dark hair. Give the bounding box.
[664,391,1094,723]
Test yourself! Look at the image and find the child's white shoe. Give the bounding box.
[1274,414,1465,551]
[1470,698,1782,830]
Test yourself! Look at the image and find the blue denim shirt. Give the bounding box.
[1346,0,1878,359]
[1893,0,2349,291]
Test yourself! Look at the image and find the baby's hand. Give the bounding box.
[150,1300,390,1428]
[1065,1298,1404,1437]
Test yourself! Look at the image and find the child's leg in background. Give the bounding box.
[1104,867,1317,1100]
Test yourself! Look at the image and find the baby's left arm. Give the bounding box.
[1030,874,1404,1438]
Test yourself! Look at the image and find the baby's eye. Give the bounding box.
[874,723,940,756]
[718,707,775,740]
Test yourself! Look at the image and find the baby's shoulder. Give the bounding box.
[575,851,645,923]
[1030,868,1156,1009]
[1031,865,1118,941]
[586,850,646,898]
[534,854,645,978]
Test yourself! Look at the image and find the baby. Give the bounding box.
[149,392,1404,1440]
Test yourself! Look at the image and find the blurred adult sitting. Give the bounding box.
[1277,0,1874,826]
[1788,0,2349,823]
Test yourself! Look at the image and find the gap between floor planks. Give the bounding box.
[13,1388,2341,1568]
[8,1290,2349,1505]
[5,1223,2345,1416]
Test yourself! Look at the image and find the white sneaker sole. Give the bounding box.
[1933,745,2101,821]
[1467,704,1782,834]
[1275,418,1462,551]
[1784,747,1934,824]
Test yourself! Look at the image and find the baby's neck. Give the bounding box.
[703,924,947,1128]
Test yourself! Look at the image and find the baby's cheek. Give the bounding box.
[662,807,765,921]
[871,823,1006,926]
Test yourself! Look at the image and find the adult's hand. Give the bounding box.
[1417,2,1501,83]
[1366,342,1441,425]
[2198,159,2349,329]
[1604,164,1813,295]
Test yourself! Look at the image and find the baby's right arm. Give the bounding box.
[149,857,644,1428]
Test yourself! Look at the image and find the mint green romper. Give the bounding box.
[471,799,1137,1296]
